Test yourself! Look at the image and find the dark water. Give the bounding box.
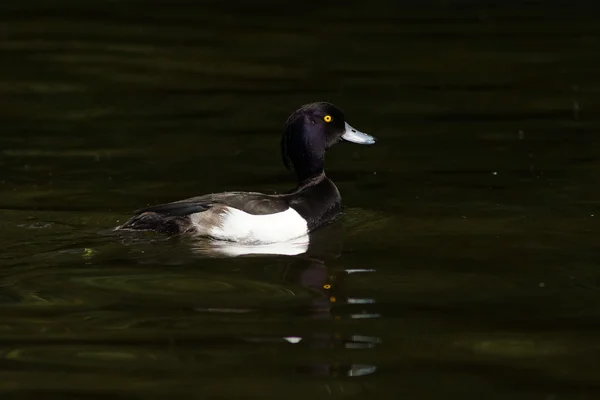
[2,0,600,398]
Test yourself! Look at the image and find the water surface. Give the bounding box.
[2,1,600,398]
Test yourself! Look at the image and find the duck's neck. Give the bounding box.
[296,167,325,188]
[296,170,326,189]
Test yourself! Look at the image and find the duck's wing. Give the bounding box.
[117,192,292,234]
[135,192,290,217]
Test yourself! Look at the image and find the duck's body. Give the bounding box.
[119,173,341,244]
[117,102,375,244]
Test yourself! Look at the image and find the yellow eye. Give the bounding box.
[324,115,332,123]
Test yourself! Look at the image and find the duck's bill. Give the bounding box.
[341,122,376,145]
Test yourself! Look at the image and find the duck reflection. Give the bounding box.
[190,222,380,378]
[188,216,344,259]
[190,235,310,257]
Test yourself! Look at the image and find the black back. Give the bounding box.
[136,192,289,216]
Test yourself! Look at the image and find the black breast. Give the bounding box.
[286,177,342,231]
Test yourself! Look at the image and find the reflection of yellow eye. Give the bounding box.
[324,115,332,123]
[323,284,331,289]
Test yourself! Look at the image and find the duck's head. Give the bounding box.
[281,102,376,182]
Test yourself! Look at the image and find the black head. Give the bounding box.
[281,102,375,182]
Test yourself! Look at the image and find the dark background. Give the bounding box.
[1,1,600,398]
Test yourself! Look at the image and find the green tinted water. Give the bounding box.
[2,1,600,398]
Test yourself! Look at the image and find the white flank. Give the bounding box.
[201,206,309,245]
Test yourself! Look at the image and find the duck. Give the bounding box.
[116,102,376,244]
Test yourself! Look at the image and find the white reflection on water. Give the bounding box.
[190,235,309,257]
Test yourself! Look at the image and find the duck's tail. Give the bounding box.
[116,211,192,234]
